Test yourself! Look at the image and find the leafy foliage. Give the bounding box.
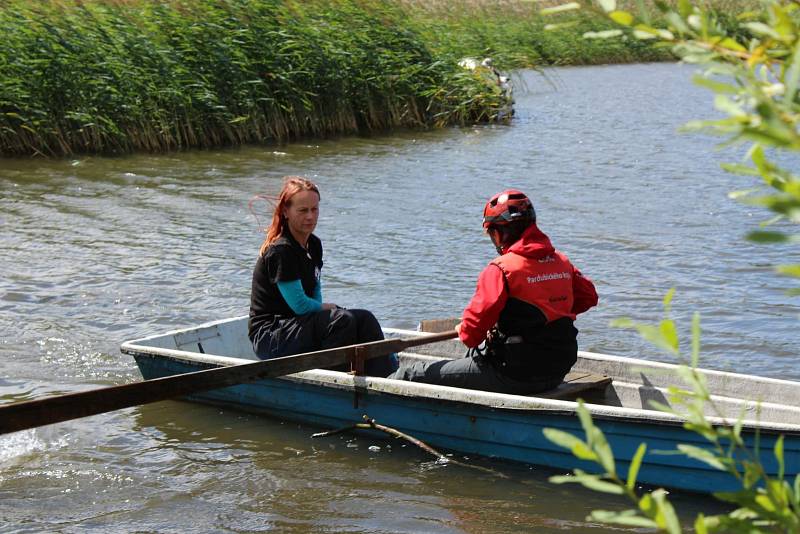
[548,302,800,532]
[543,0,800,290]
[539,1,800,530]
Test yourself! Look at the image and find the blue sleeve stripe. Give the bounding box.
[277,280,322,315]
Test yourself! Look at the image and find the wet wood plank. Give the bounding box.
[538,372,612,400]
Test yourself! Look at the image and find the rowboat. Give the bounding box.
[120,316,800,494]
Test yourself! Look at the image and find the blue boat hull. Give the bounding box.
[134,353,799,494]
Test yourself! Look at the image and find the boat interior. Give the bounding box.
[121,316,800,431]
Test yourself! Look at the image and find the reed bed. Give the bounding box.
[0,0,509,156]
[0,0,755,157]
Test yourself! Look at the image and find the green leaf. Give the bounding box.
[651,489,681,533]
[714,94,746,117]
[692,75,739,94]
[776,264,800,277]
[662,287,675,311]
[576,400,594,435]
[549,474,578,485]
[579,476,626,494]
[583,30,625,39]
[694,513,709,534]
[573,441,599,461]
[726,186,761,197]
[633,29,658,40]
[609,10,634,26]
[665,12,690,34]
[597,0,616,13]
[677,444,727,470]
[743,22,781,39]
[635,323,679,355]
[594,438,616,475]
[772,4,795,39]
[590,509,657,527]
[754,493,778,512]
[544,21,580,31]
[785,39,800,104]
[684,422,718,441]
[750,144,767,171]
[677,0,692,18]
[626,443,647,491]
[540,3,581,15]
[543,428,585,450]
[775,435,785,480]
[690,312,700,367]
[638,492,657,518]
[659,319,679,352]
[719,37,747,52]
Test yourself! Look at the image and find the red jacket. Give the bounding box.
[459,224,598,348]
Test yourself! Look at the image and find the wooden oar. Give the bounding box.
[0,330,457,435]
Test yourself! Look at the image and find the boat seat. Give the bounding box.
[537,372,612,400]
[419,318,460,332]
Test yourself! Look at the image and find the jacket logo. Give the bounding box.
[538,255,555,263]
[527,272,570,283]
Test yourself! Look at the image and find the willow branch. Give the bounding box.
[312,414,508,479]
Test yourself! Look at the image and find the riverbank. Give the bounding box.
[0,0,748,157]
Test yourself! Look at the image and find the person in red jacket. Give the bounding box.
[389,189,598,394]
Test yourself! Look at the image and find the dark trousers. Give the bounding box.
[388,353,564,395]
[252,308,398,377]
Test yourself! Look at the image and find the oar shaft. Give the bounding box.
[0,330,457,435]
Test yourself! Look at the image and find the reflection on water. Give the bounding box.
[0,63,797,531]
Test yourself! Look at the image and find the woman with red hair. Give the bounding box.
[248,176,397,376]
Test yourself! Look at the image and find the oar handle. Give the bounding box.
[0,330,458,435]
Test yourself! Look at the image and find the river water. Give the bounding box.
[1,63,797,532]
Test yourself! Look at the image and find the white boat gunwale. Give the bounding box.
[120,321,800,436]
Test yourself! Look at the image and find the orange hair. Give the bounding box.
[256,176,320,255]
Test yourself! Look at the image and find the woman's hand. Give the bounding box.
[321,302,339,311]
[455,322,461,335]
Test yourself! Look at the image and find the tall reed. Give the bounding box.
[0,0,510,156]
[1,0,753,156]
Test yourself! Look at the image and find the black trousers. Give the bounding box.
[388,353,564,395]
[252,308,398,377]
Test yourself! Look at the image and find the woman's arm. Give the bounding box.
[277,279,322,315]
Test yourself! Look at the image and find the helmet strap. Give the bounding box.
[488,227,504,254]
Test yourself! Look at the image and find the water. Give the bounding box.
[1,63,797,532]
